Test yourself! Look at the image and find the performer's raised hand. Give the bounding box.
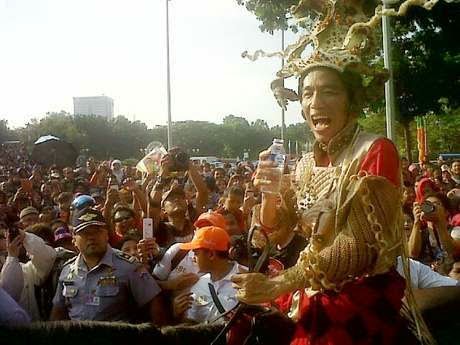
[253,150,281,195]
[231,272,281,304]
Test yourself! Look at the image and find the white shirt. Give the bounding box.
[396,257,458,289]
[19,233,57,321]
[153,243,199,281]
[185,262,246,323]
[0,256,24,301]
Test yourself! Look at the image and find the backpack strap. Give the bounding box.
[208,283,226,314]
[171,249,189,272]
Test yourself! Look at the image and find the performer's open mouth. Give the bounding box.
[311,116,331,130]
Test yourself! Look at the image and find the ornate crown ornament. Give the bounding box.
[243,0,454,110]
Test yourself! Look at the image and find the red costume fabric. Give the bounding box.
[275,269,414,345]
[274,137,414,345]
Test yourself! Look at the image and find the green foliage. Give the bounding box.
[236,0,300,33]
[8,113,314,160]
[238,0,460,160]
[3,109,458,161]
[392,2,460,123]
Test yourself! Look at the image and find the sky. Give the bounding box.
[0,0,304,129]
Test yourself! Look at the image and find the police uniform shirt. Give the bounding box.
[52,245,161,321]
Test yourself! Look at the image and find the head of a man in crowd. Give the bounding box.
[214,168,226,180]
[432,169,444,189]
[39,206,55,224]
[30,168,43,185]
[452,160,460,178]
[112,205,136,237]
[119,187,134,204]
[56,192,73,211]
[441,165,451,179]
[40,182,53,198]
[15,193,31,212]
[26,223,55,246]
[203,163,212,175]
[183,182,197,202]
[422,193,451,223]
[223,186,244,214]
[111,160,122,172]
[72,208,109,259]
[53,223,77,251]
[63,167,75,181]
[74,179,89,195]
[204,176,217,194]
[20,206,39,228]
[213,209,240,236]
[216,178,227,194]
[181,226,230,274]
[120,231,141,258]
[162,188,187,218]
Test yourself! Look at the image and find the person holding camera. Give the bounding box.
[1,224,56,321]
[149,147,208,249]
[408,193,455,275]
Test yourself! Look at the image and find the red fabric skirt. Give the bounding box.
[275,268,416,345]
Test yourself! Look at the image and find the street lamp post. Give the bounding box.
[280,29,286,142]
[165,0,173,149]
[382,0,397,141]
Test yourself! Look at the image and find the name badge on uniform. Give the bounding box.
[63,281,78,298]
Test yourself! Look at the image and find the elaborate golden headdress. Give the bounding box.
[243,0,449,110]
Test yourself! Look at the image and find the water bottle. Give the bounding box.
[260,138,286,194]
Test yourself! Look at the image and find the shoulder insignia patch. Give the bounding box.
[114,249,138,264]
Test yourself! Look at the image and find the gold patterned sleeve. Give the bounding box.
[278,175,403,292]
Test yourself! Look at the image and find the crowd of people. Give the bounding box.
[0,142,274,327]
[1,140,459,331]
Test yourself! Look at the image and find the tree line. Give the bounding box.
[0,113,314,161]
[1,108,458,162]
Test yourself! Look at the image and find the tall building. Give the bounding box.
[73,95,114,119]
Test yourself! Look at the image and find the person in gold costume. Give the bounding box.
[232,1,442,344]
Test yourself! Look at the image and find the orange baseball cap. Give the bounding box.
[180,226,230,251]
[194,211,227,230]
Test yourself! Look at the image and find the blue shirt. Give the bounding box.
[0,287,30,326]
[53,245,161,321]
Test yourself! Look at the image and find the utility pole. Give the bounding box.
[165,0,173,149]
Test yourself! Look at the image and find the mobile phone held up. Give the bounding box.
[143,218,154,239]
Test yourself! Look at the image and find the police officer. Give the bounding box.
[50,208,164,324]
